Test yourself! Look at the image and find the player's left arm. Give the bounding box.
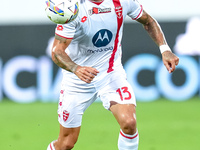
[136,10,179,73]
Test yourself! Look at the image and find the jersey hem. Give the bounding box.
[55,33,74,39]
[132,5,143,20]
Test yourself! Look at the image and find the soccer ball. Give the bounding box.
[45,0,79,24]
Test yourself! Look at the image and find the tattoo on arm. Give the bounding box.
[52,35,77,73]
[137,11,167,46]
[55,34,68,44]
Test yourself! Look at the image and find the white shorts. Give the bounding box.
[57,69,136,128]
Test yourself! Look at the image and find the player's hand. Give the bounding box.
[74,66,99,83]
[162,51,179,73]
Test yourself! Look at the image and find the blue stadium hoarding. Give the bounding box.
[124,54,199,102]
[0,18,200,103]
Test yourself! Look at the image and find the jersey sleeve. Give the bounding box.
[55,21,77,39]
[127,0,143,20]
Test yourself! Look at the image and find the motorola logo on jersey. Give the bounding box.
[92,29,113,47]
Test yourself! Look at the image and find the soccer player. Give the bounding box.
[47,0,179,149]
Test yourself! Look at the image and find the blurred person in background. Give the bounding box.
[47,0,179,149]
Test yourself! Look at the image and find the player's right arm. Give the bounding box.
[52,34,99,83]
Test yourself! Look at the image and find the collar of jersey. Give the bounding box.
[89,0,104,5]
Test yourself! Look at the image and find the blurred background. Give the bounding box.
[0,0,200,149]
[1,0,200,103]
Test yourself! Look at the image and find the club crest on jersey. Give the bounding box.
[89,7,111,15]
[63,110,69,122]
[115,6,123,18]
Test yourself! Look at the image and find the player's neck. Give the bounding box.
[90,0,104,2]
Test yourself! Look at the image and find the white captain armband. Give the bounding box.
[159,45,172,54]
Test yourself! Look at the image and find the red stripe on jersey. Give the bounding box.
[107,0,123,73]
[132,5,143,20]
[120,131,139,139]
[50,143,53,150]
[55,33,73,39]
